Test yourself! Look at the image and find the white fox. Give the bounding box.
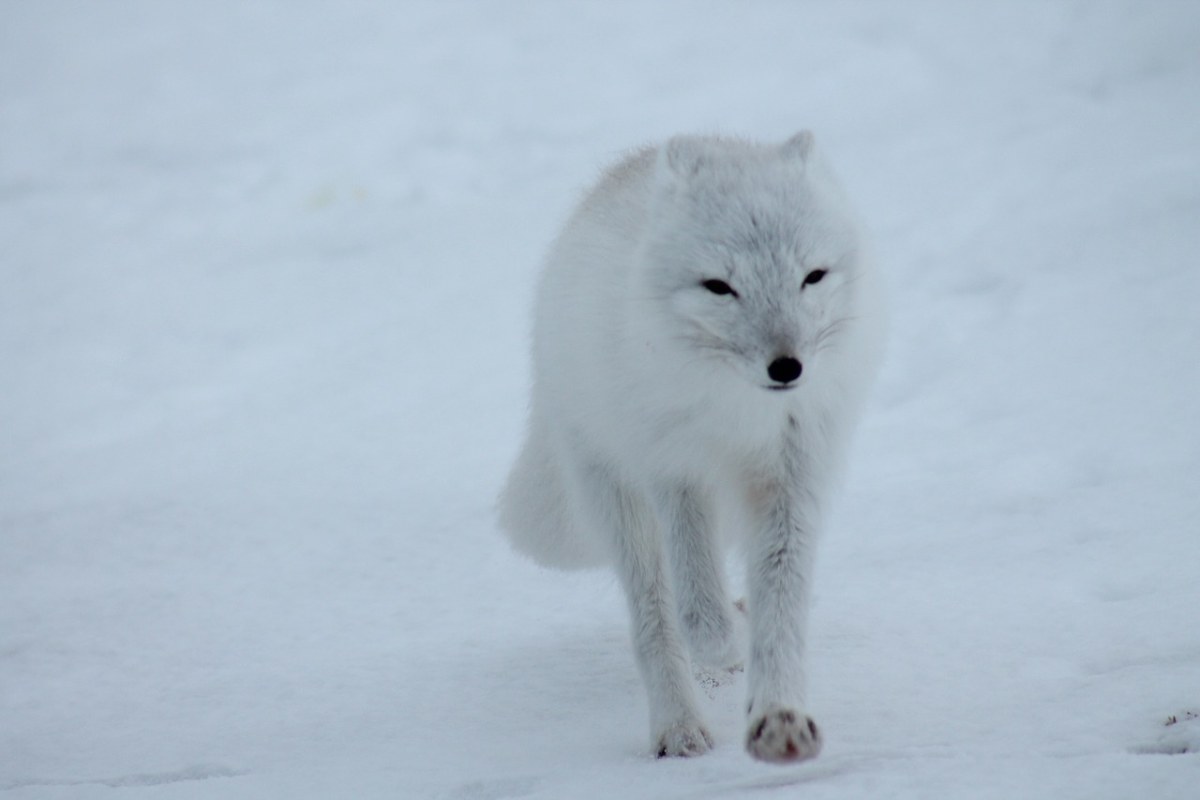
[499,133,884,762]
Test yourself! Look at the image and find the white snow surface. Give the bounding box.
[3,2,1199,798]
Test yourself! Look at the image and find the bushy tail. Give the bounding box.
[498,426,609,570]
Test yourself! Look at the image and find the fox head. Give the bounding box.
[633,133,874,397]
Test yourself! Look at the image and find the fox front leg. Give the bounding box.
[575,461,713,758]
[742,448,824,763]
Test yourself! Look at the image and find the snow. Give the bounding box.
[3,1,1199,797]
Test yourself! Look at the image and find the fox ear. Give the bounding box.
[781,130,815,162]
[660,136,711,179]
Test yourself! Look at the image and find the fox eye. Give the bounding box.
[802,269,828,287]
[702,279,738,297]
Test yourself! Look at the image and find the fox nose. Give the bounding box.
[767,356,803,385]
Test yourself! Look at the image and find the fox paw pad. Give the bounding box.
[746,707,821,763]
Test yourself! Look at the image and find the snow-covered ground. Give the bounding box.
[3,2,1199,797]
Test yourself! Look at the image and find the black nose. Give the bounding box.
[767,356,803,384]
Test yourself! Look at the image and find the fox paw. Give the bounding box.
[656,718,714,758]
[745,706,821,763]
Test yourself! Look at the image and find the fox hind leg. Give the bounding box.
[658,485,744,672]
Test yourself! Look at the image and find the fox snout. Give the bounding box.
[767,355,802,389]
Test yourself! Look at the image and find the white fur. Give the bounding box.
[499,133,884,762]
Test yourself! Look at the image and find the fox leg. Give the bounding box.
[657,485,743,671]
[572,460,712,757]
[742,446,824,764]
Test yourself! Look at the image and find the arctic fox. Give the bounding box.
[499,133,884,763]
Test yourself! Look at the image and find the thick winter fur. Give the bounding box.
[499,133,884,763]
